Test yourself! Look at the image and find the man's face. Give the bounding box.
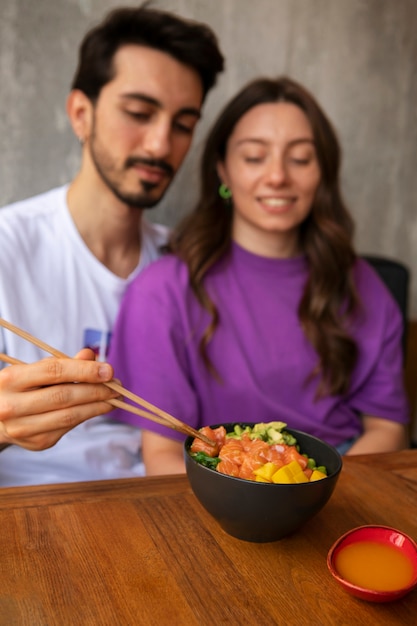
[86,45,203,208]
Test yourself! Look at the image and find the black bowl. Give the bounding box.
[184,424,342,543]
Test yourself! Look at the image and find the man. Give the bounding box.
[0,5,224,485]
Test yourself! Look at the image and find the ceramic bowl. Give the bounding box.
[184,424,342,543]
[327,525,417,602]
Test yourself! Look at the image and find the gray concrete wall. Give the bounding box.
[1,0,416,313]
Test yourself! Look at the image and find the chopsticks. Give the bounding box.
[0,352,171,429]
[0,318,214,446]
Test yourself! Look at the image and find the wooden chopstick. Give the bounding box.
[0,318,214,446]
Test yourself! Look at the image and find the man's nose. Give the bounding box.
[142,120,171,159]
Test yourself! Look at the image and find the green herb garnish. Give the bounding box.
[191,451,221,470]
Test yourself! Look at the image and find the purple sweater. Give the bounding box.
[108,243,409,446]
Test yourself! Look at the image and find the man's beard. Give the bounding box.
[89,125,174,209]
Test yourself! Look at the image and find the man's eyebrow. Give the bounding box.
[119,93,201,119]
[178,107,201,120]
[120,92,160,106]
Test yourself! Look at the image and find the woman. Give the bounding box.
[108,76,409,475]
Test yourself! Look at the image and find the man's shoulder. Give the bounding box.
[135,250,188,290]
[139,218,171,269]
[141,217,170,247]
[0,185,68,218]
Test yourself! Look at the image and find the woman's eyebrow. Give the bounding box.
[288,138,316,147]
[235,137,315,147]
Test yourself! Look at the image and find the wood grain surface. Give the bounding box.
[1,450,416,625]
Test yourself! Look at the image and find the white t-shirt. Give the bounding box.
[0,185,168,486]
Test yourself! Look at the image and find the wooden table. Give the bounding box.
[0,450,416,626]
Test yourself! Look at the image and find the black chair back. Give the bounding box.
[362,255,409,359]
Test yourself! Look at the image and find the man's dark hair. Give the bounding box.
[71,4,224,102]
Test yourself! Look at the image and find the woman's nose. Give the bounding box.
[265,157,288,186]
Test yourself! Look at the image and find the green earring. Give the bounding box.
[218,183,232,200]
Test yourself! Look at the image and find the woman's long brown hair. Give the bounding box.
[170,76,359,396]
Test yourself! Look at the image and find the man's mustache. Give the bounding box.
[125,156,174,177]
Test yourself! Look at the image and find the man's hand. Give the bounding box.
[0,349,118,451]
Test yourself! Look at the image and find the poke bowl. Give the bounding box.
[184,422,342,543]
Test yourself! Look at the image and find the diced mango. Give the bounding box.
[310,469,327,482]
[255,475,270,483]
[292,472,309,484]
[271,466,294,484]
[253,461,279,481]
[272,460,309,484]
[252,459,326,484]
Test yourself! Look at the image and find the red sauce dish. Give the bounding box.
[327,525,417,602]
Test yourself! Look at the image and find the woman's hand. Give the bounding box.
[142,429,185,475]
[0,349,118,451]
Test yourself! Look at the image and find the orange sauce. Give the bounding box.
[335,540,414,591]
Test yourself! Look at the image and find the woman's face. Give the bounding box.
[217,102,321,257]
